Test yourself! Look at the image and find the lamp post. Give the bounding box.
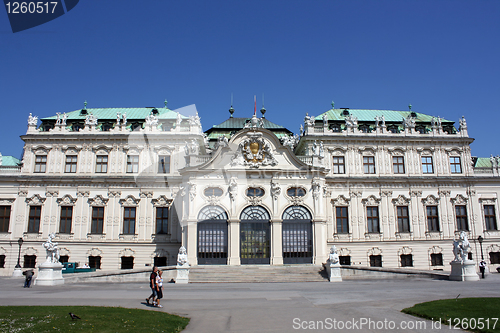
[15,237,23,268]
[478,236,484,261]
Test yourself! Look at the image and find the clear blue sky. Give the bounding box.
[1,0,499,159]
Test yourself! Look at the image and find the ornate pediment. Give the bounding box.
[119,195,140,207]
[57,195,77,206]
[479,197,497,205]
[332,195,350,206]
[367,247,382,256]
[392,195,410,206]
[397,246,412,255]
[119,248,135,256]
[450,194,468,205]
[231,132,277,168]
[25,194,46,205]
[361,195,381,206]
[151,195,173,207]
[88,195,109,207]
[0,198,15,205]
[421,194,439,206]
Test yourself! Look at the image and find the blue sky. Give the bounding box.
[1,0,499,159]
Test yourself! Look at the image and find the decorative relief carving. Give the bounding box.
[77,191,90,197]
[56,195,77,206]
[361,195,381,206]
[187,181,196,201]
[151,195,173,207]
[0,198,15,205]
[119,195,140,206]
[88,195,109,206]
[380,190,393,197]
[450,194,468,205]
[246,196,263,206]
[421,195,439,206]
[410,190,422,197]
[479,198,496,205]
[140,191,153,198]
[25,194,46,205]
[270,180,281,201]
[45,190,59,197]
[392,195,410,206]
[397,246,413,255]
[332,195,350,206]
[367,247,382,256]
[231,132,278,168]
[438,190,451,197]
[108,190,122,198]
[311,178,321,200]
[228,177,238,201]
[349,190,362,197]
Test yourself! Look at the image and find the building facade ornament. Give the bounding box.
[119,195,140,206]
[361,195,381,206]
[421,194,439,206]
[28,113,38,126]
[25,194,46,205]
[392,195,410,206]
[231,133,277,168]
[450,194,468,205]
[108,190,122,198]
[270,180,281,201]
[332,195,350,206]
[77,191,90,198]
[88,195,109,207]
[151,195,173,207]
[56,195,77,206]
[140,191,153,198]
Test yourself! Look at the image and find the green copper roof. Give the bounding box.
[41,107,187,121]
[315,109,454,123]
[475,158,492,168]
[209,117,287,130]
[1,155,21,166]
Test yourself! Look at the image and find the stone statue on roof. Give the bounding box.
[85,114,98,126]
[61,113,67,126]
[304,113,315,127]
[145,113,159,127]
[188,112,201,127]
[116,112,121,125]
[176,112,183,127]
[122,113,127,126]
[55,113,61,125]
[28,113,38,126]
[322,114,328,126]
[344,114,358,128]
[459,116,467,129]
[403,115,415,129]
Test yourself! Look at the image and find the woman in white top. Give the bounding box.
[155,270,163,307]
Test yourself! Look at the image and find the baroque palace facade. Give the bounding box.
[1,101,500,275]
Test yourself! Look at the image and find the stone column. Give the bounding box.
[312,219,327,264]
[271,219,283,265]
[410,190,422,238]
[228,219,240,265]
[439,190,452,238]
[185,220,198,265]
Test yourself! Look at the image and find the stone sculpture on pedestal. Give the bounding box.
[449,231,479,281]
[35,233,64,286]
[176,246,190,284]
[325,245,342,282]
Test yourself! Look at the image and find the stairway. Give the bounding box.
[189,265,328,283]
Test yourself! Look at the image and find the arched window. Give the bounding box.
[287,187,306,197]
[240,206,270,220]
[246,187,265,197]
[198,206,228,220]
[204,187,223,197]
[282,205,312,220]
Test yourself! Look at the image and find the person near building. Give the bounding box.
[479,260,487,279]
[155,270,164,308]
[145,266,158,305]
[23,269,34,288]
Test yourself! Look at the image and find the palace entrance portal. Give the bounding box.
[240,206,271,264]
[197,206,228,265]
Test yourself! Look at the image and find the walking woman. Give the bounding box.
[155,270,164,308]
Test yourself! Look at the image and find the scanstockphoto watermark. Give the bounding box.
[292,317,430,330]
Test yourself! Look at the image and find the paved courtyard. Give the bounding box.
[1,274,499,332]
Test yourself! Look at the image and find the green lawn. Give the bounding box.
[402,298,500,333]
[0,306,189,333]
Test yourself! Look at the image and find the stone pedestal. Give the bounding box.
[175,265,189,284]
[35,262,64,286]
[449,260,479,281]
[12,267,23,278]
[325,263,342,282]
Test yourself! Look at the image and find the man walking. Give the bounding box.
[146,266,158,305]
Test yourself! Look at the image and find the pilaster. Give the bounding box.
[270,219,283,265]
[228,219,240,265]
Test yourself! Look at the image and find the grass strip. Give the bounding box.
[0,305,189,333]
[402,297,500,333]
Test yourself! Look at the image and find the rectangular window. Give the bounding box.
[393,156,405,174]
[332,156,345,174]
[0,254,5,268]
[400,254,413,267]
[336,207,349,234]
[427,206,440,232]
[339,256,351,265]
[450,156,462,173]
[397,206,410,233]
[23,255,36,268]
[123,207,136,235]
[455,205,469,231]
[369,255,382,267]
[484,205,498,230]
[0,205,11,233]
[158,156,171,174]
[59,255,69,263]
[95,155,108,173]
[421,156,434,173]
[490,252,500,265]
[154,256,167,267]
[121,256,134,269]
[65,155,77,173]
[431,253,443,266]
[89,256,101,269]
[59,206,73,234]
[156,207,169,234]
[34,155,47,173]
[28,206,41,233]
[363,156,375,174]
[91,207,104,234]
[127,155,139,173]
[366,206,379,233]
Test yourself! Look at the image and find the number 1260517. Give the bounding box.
[5,2,58,14]
[447,318,498,330]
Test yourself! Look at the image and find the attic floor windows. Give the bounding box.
[127,155,139,173]
[65,155,77,173]
[363,156,375,174]
[393,156,405,174]
[422,156,434,174]
[34,155,47,173]
[332,156,345,174]
[450,156,462,173]
[95,155,108,173]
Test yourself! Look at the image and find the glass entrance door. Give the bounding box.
[240,221,270,264]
